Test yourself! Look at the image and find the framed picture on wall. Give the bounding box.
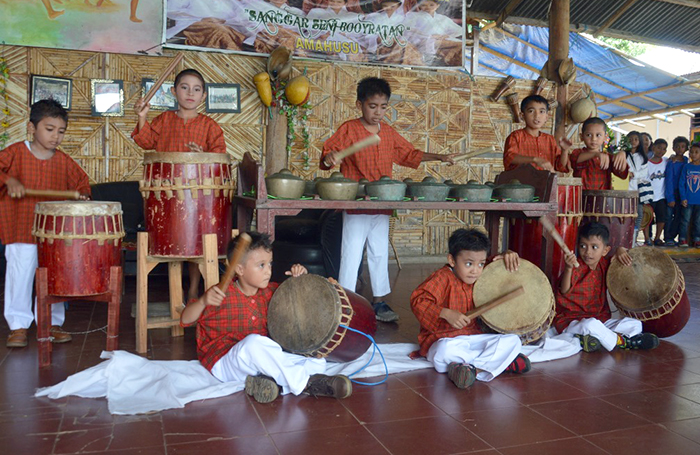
[30,75,72,110]
[141,78,178,110]
[91,79,124,117]
[205,83,241,113]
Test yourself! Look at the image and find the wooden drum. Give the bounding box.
[582,190,638,254]
[140,152,234,257]
[607,247,690,338]
[473,259,555,344]
[509,176,582,278]
[267,274,377,362]
[33,201,124,296]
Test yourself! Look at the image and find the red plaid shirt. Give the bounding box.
[0,142,91,245]
[410,265,483,357]
[321,119,423,215]
[571,148,629,190]
[185,281,279,371]
[554,257,611,332]
[131,110,226,153]
[503,128,567,172]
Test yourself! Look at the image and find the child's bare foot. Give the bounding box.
[131,15,142,23]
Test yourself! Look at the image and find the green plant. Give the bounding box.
[0,46,10,150]
[270,74,312,170]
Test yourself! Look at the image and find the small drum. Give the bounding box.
[33,201,124,296]
[267,274,377,362]
[473,259,555,344]
[140,152,234,257]
[582,190,638,254]
[509,176,582,278]
[607,247,690,338]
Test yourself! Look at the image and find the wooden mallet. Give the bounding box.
[139,53,184,111]
[332,134,380,162]
[539,216,579,268]
[24,189,81,200]
[218,233,252,291]
[464,286,524,324]
[452,146,496,163]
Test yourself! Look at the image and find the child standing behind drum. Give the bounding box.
[664,136,689,246]
[410,229,531,390]
[570,117,628,190]
[503,94,572,172]
[180,231,353,403]
[0,99,91,348]
[132,68,226,304]
[321,77,454,323]
[556,222,659,352]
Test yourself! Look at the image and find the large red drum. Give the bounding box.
[607,247,690,338]
[582,190,638,254]
[33,201,124,296]
[508,176,582,278]
[267,274,377,362]
[140,152,234,257]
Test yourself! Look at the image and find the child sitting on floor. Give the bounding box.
[410,228,531,389]
[180,231,352,403]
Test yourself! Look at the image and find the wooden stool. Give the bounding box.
[36,266,122,368]
[135,232,222,354]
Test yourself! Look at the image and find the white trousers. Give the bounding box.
[338,213,390,297]
[563,317,642,351]
[427,334,522,382]
[210,334,326,395]
[4,243,64,330]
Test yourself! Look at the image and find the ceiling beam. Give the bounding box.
[481,0,525,32]
[597,77,700,106]
[607,101,700,122]
[593,0,640,37]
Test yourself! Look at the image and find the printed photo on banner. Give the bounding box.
[164,0,465,68]
[91,79,124,117]
[141,79,178,110]
[31,75,73,110]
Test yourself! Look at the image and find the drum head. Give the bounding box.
[473,259,554,334]
[267,274,342,355]
[34,201,122,217]
[607,246,677,312]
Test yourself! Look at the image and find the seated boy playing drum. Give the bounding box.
[410,228,532,389]
[555,222,659,352]
[180,231,352,403]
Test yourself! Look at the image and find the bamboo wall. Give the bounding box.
[3,45,587,257]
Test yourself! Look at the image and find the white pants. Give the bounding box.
[427,334,522,382]
[338,213,390,297]
[4,243,64,330]
[563,317,642,351]
[210,334,326,395]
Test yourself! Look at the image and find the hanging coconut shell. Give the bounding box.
[267,46,293,81]
[285,75,310,106]
[558,58,577,85]
[570,95,597,124]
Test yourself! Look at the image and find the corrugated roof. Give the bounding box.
[466,0,700,53]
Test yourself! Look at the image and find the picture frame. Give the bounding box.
[141,78,178,110]
[91,79,124,117]
[30,75,72,110]
[205,83,241,113]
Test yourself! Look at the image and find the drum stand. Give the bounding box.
[36,266,123,368]
[135,232,221,354]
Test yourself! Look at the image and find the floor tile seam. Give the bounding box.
[658,421,700,447]
[661,385,700,405]
[485,435,603,452]
[164,433,275,446]
[579,421,700,448]
[530,402,655,438]
[411,386,523,414]
[357,421,401,455]
[595,393,674,423]
[443,413,499,452]
[242,421,363,437]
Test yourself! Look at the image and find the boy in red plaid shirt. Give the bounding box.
[410,229,531,389]
[570,117,628,190]
[1,100,91,348]
[181,232,352,404]
[503,95,572,172]
[132,68,226,304]
[321,77,455,323]
[556,222,659,352]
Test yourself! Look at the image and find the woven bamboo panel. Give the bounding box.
[2,46,30,147]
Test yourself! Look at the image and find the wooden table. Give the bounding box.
[234,153,560,281]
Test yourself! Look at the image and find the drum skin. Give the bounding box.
[267,274,377,362]
[582,190,637,255]
[508,177,581,279]
[33,201,124,296]
[607,247,690,337]
[473,259,555,344]
[141,152,234,257]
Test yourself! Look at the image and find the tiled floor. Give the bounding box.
[0,260,699,455]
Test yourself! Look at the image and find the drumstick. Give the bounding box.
[141,53,184,109]
[539,216,579,268]
[451,146,496,163]
[218,233,252,292]
[333,134,380,161]
[25,189,81,200]
[465,286,525,323]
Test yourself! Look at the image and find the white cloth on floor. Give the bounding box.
[427,334,522,382]
[563,317,642,351]
[210,334,327,395]
[520,328,582,361]
[35,343,433,415]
